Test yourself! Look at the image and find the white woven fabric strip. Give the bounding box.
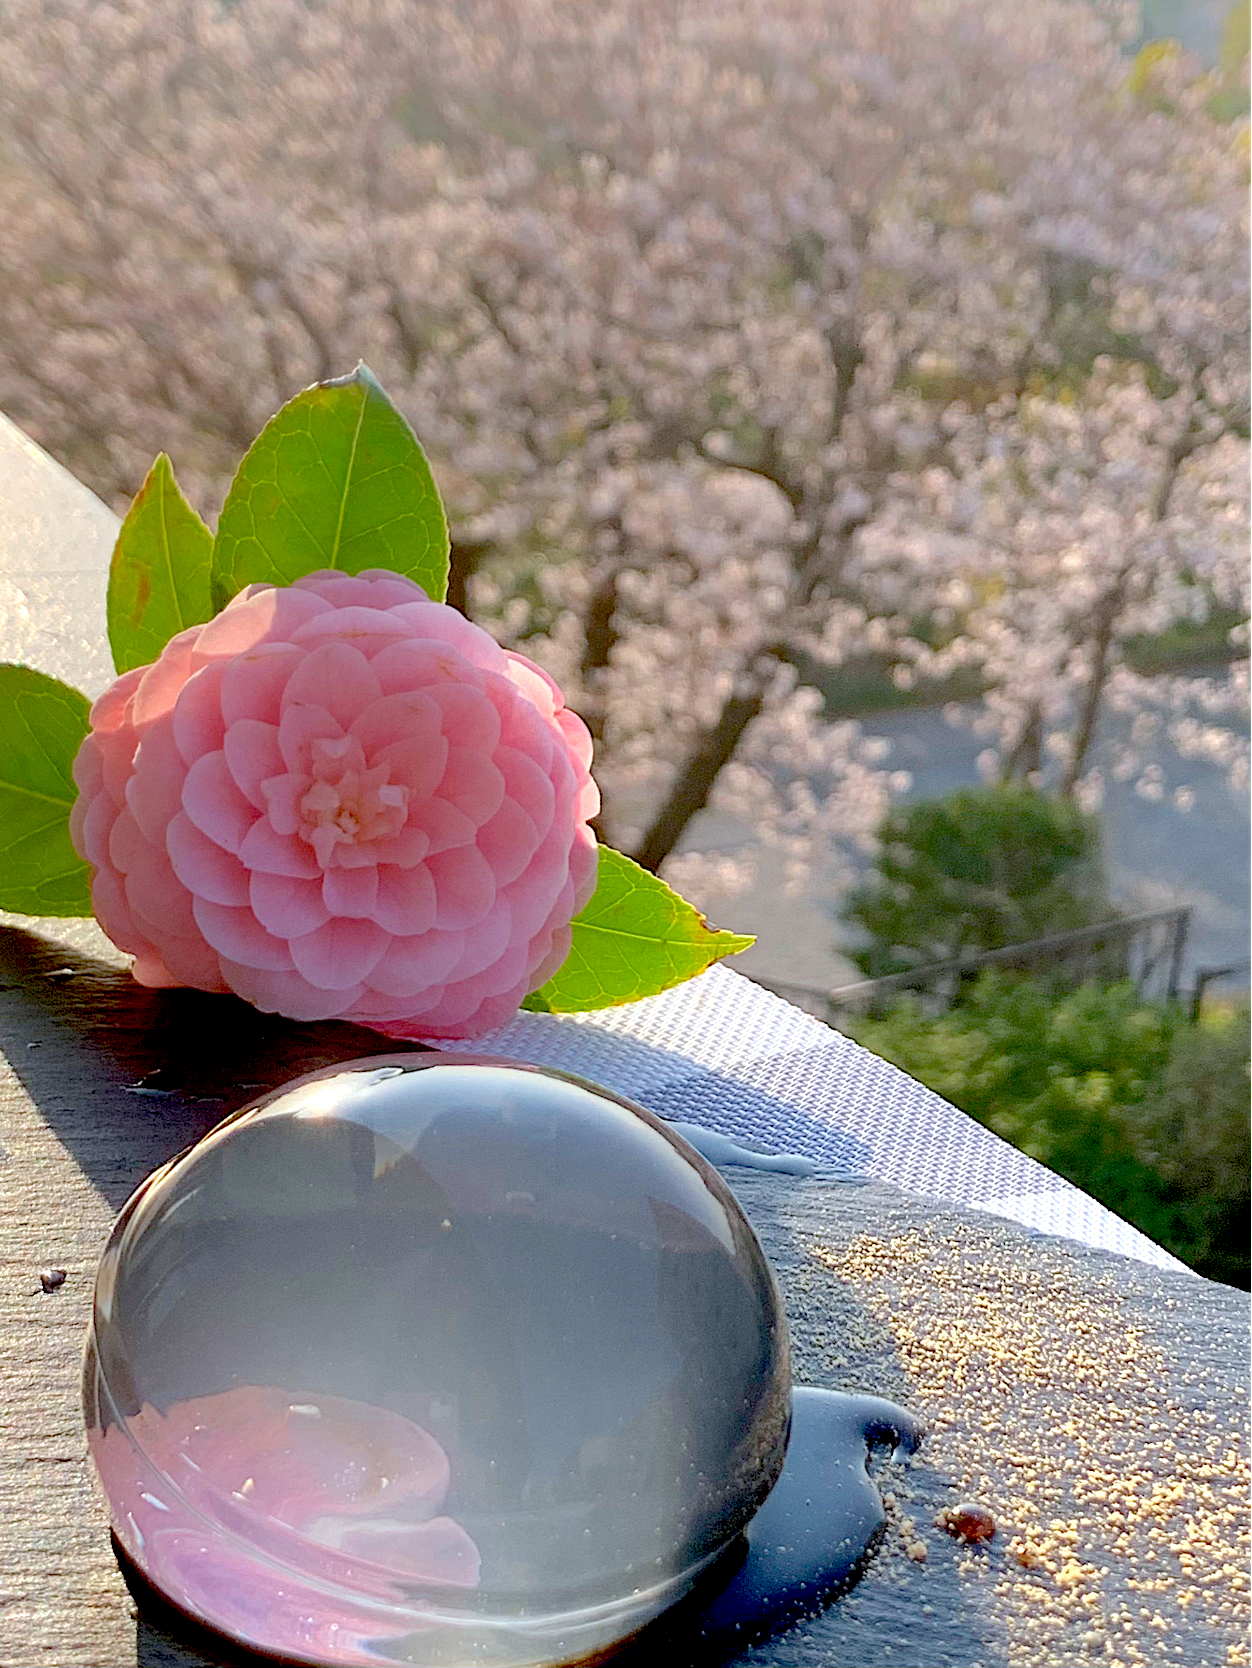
[440,964,1186,1273]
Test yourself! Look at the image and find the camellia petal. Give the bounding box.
[259,773,309,837]
[494,746,556,833]
[171,661,228,765]
[107,806,149,878]
[501,827,571,938]
[527,922,574,990]
[371,732,449,804]
[366,928,466,996]
[282,641,383,731]
[277,703,344,774]
[570,826,599,912]
[288,917,390,989]
[555,705,595,774]
[351,688,446,760]
[220,643,302,728]
[447,900,513,981]
[371,863,438,937]
[387,603,510,671]
[322,865,379,920]
[294,569,429,612]
[426,845,498,931]
[182,752,258,854]
[192,897,295,971]
[220,960,364,1023]
[192,586,330,666]
[406,795,478,855]
[167,812,251,908]
[126,853,197,942]
[91,867,158,959]
[237,819,322,879]
[132,629,198,727]
[469,938,534,1001]
[148,929,228,992]
[291,606,413,648]
[504,651,559,717]
[126,724,187,845]
[475,797,542,886]
[437,748,505,827]
[249,871,330,938]
[79,788,117,871]
[223,719,286,810]
[427,683,501,752]
[88,665,144,737]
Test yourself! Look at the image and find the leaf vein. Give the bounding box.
[328,388,369,568]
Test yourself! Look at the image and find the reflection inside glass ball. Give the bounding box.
[85,1057,791,1666]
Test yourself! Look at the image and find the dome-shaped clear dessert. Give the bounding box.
[85,1056,791,1666]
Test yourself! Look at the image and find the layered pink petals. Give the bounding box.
[70,569,598,1038]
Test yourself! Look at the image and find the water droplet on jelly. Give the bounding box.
[84,1056,791,1666]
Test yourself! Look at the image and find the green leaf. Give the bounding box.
[0,663,93,916]
[523,846,754,1013]
[107,453,214,673]
[211,362,449,610]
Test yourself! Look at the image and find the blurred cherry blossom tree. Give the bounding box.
[0,0,1246,903]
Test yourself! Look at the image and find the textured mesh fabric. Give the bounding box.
[441,964,1186,1273]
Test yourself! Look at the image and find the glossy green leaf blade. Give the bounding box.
[0,663,93,916]
[523,846,754,1013]
[211,363,449,609]
[107,453,214,673]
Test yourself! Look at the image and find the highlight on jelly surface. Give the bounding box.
[84,1056,792,1666]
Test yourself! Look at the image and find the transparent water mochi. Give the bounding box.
[84,1056,791,1667]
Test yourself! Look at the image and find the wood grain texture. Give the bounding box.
[1,916,1247,1668]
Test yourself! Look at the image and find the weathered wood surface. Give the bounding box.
[1,915,1248,1668]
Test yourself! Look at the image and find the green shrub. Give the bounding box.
[845,785,1109,978]
[851,977,1250,1286]
[1130,1007,1251,1288]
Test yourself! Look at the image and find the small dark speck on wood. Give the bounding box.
[39,1268,67,1293]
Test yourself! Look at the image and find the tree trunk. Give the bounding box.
[580,563,620,690]
[446,538,488,617]
[1061,603,1118,795]
[631,655,774,873]
[1061,424,1198,795]
[1002,703,1043,781]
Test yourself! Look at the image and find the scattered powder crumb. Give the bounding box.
[789,1222,1250,1668]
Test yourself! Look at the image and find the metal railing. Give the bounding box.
[1190,958,1252,1021]
[755,906,1193,1024]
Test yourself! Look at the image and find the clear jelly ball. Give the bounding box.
[84,1056,791,1666]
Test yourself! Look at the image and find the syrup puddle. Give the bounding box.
[616,1386,923,1662]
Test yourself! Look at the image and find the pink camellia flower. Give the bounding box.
[69,570,598,1038]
